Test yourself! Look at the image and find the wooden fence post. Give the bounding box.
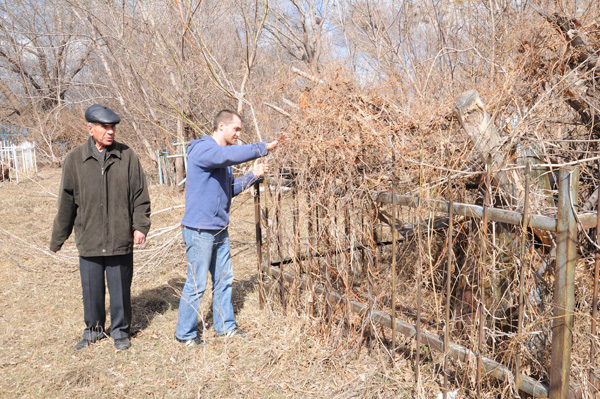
[550,167,578,399]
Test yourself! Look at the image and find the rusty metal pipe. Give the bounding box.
[550,168,578,399]
[515,163,531,386]
[372,191,558,231]
[276,191,285,310]
[443,151,454,399]
[391,157,397,360]
[591,173,600,388]
[264,179,272,281]
[477,156,491,396]
[415,148,423,383]
[254,181,264,309]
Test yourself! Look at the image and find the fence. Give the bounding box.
[156,142,186,186]
[251,165,599,399]
[0,141,37,183]
[0,123,36,183]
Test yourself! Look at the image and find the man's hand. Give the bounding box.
[134,230,146,245]
[253,159,270,178]
[266,133,287,152]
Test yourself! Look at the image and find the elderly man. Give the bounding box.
[175,109,281,345]
[50,104,151,351]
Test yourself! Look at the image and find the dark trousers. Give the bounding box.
[79,253,133,340]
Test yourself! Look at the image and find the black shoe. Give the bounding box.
[222,328,247,338]
[114,338,131,350]
[175,335,205,346]
[73,332,106,351]
[73,338,92,351]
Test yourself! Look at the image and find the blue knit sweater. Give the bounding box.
[181,136,268,230]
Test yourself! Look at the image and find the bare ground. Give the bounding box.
[0,167,423,399]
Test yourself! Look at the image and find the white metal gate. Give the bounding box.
[0,141,37,183]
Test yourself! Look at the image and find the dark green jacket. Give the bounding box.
[50,139,151,256]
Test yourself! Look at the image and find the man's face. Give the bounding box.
[221,115,242,146]
[88,123,116,150]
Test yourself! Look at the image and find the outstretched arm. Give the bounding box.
[192,140,268,169]
[231,134,286,196]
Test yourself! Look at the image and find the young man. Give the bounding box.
[175,109,281,345]
[50,104,151,351]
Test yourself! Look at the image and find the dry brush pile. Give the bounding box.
[256,9,600,397]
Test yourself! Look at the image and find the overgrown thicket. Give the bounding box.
[257,3,600,397]
[2,0,600,396]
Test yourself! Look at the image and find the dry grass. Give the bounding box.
[0,167,426,399]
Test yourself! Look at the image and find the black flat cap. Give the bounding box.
[85,104,121,124]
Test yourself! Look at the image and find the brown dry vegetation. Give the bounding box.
[4,1,600,398]
[253,8,600,393]
[0,167,428,399]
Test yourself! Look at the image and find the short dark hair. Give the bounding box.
[213,109,241,132]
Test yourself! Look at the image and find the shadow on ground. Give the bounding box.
[199,274,258,332]
[130,277,185,335]
[128,274,258,336]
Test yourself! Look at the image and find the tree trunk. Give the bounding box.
[454,90,522,205]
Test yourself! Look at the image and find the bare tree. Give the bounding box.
[266,0,330,74]
[0,0,93,117]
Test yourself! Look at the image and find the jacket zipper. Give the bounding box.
[101,162,106,253]
[101,160,111,253]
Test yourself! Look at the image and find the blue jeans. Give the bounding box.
[175,227,236,339]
